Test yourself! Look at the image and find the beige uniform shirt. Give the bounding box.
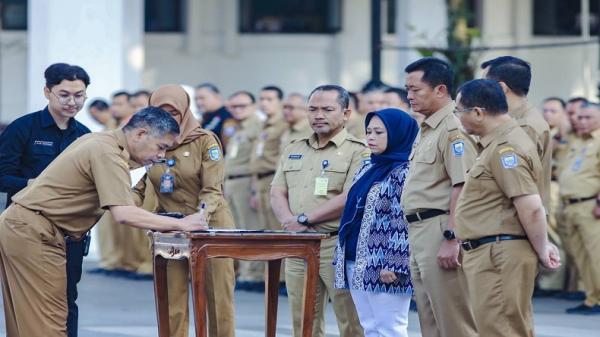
[455,119,542,240]
[280,119,312,153]
[224,114,263,177]
[272,129,369,232]
[250,115,288,174]
[402,102,475,213]
[557,129,600,199]
[12,129,135,239]
[510,102,552,210]
[346,112,366,140]
[135,131,227,217]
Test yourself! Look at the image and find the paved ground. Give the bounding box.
[0,261,598,337]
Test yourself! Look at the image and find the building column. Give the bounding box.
[27,0,144,131]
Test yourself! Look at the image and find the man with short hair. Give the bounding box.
[250,86,288,234]
[455,79,561,335]
[383,87,410,111]
[481,56,552,214]
[0,106,207,337]
[402,57,478,337]
[88,99,116,129]
[224,90,264,289]
[271,84,366,337]
[0,63,92,337]
[558,103,600,315]
[280,93,311,151]
[195,83,236,147]
[110,91,134,126]
[131,89,151,111]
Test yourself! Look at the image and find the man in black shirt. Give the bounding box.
[0,63,91,337]
[194,82,236,149]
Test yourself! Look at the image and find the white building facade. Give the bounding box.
[0,0,597,127]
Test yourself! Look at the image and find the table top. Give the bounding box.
[150,229,330,240]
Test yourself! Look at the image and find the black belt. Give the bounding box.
[328,230,339,237]
[226,173,251,180]
[563,195,596,205]
[405,209,448,223]
[461,234,528,251]
[256,171,276,180]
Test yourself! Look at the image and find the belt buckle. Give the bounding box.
[416,212,423,222]
[461,241,473,251]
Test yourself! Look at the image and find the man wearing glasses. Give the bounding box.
[0,63,91,337]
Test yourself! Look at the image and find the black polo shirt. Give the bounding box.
[0,107,91,207]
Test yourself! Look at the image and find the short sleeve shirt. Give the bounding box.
[557,129,600,199]
[249,115,288,174]
[224,113,263,176]
[402,102,475,213]
[455,119,542,240]
[272,128,369,232]
[12,129,135,239]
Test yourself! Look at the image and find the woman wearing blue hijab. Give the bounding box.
[333,107,419,337]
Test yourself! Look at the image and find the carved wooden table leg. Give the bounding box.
[153,255,170,337]
[301,244,320,337]
[265,259,282,337]
[190,246,208,337]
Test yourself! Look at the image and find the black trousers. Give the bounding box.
[65,234,89,337]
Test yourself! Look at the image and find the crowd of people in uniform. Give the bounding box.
[0,54,597,337]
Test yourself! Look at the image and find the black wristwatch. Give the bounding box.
[443,229,456,240]
[297,213,311,227]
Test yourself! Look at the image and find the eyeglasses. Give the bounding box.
[283,104,306,111]
[454,107,484,115]
[50,90,87,106]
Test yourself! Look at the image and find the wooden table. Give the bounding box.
[150,230,328,337]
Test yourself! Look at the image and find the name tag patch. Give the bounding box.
[288,154,303,160]
[452,141,464,157]
[34,140,53,146]
[501,152,518,169]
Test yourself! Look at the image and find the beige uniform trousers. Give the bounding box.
[561,199,600,306]
[408,214,477,337]
[255,176,280,230]
[462,240,538,337]
[537,181,567,290]
[225,176,263,282]
[0,204,68,337]
[168,208,236,337]
[285,236,364,337]
[96,211,124,270]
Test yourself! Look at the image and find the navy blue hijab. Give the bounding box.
[338,108,419,246]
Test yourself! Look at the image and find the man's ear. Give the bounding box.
[342,108,351,122]
[132,128,149,142]
[43,86,50,100]
[498,81,510,95]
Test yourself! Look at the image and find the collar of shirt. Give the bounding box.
[508,100,532,120]
[265,112,284,127]
[113,129,133,165]
[478,118,518,149]
[423,101,455,130]
[240,113,259,129]
[291,119,310,132]
[307,127,348,149]
[589,128,600,140]
[40,106,77,133]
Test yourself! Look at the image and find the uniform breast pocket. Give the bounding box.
[283,161,303,188]
[412,149,438,181]
[324,162,350,193]
[467,165,492,198]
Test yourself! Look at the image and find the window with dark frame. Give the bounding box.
[534,0,599,36]
[0,0,27,30]
[239,0,342,34]
[145,0,184,33]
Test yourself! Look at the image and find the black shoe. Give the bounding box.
[533,288,560,298]
[129,272,153,281]
[235,281,251,291]
[566,303,594,314]
[87,267,110,275]
[559,291,587,301]
[584,305,600,315]
[278,283,288,297]
[249,281,265,293]
[106,269,136,278]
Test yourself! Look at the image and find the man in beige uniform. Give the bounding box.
[0,107,207,337]
[280,93,312,151]
[271,85,366,337]
[224,91,264,288]
[454,79,560,336]
[558,103,600,315]
[250,86,288,232]
[402,57,477,337]
[481,56,552,213]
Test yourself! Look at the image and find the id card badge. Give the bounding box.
[314,159,330,196]
[229,141,239,158]
[255,142,265,157]
[160,173,174,193]
[314,176,329,196]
